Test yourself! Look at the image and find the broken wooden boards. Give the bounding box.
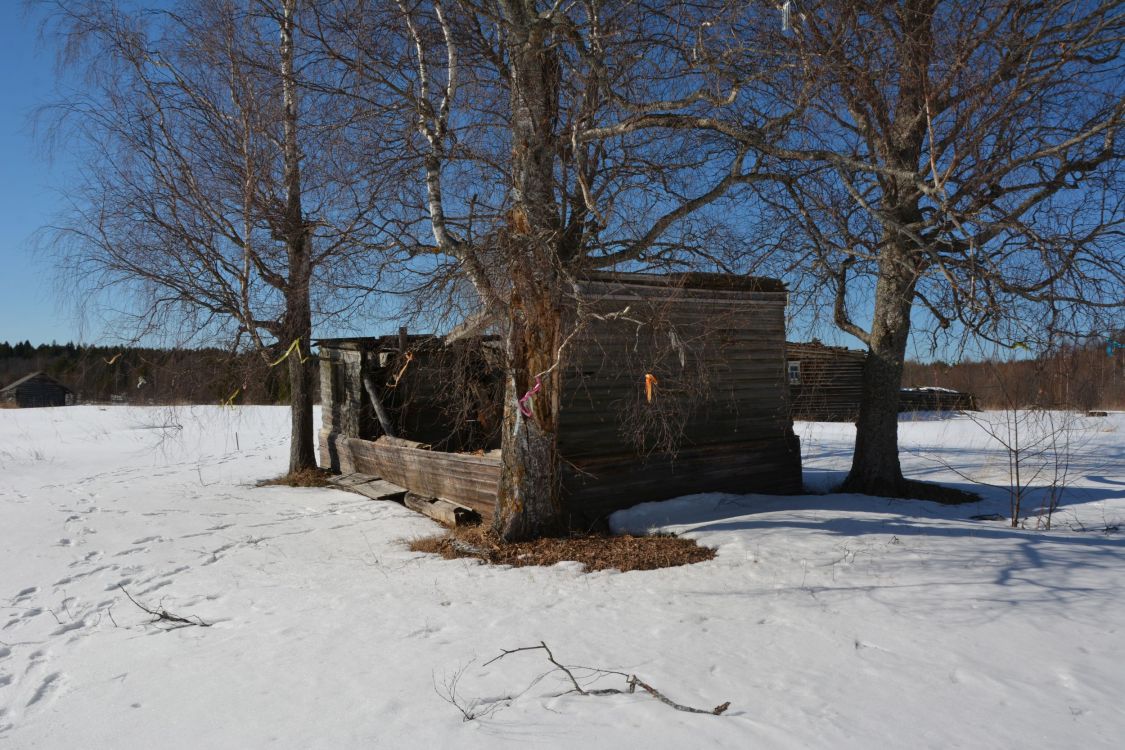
[327,472,407,502]
[404,492,482,527]
[327,472,481,527]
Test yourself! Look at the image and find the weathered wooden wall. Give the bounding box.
[318,344,366,470]
[786,342,867,422]
[556,273,801,522]
[325,433,500,519]
[318,272,803,528]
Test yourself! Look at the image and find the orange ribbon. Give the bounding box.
[644,373,657,403]
[387,352,414,388]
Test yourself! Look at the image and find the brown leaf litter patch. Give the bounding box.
[410,525,715,572]
[257,467,333,488]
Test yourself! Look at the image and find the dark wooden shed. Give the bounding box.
[0,371,76,408]
[319,272,803,527]
[785,342,867,421]
[899,387,978,412]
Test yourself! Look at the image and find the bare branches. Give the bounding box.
[833,255,871,347]
[433,662,511,722]
[483,641,731,716]
[118,585,212,630]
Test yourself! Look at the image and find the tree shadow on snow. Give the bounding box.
[619,488,1125,611]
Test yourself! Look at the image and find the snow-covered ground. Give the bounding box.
[1,405,1122,748]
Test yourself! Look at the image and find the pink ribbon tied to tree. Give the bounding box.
[518,376,543,418]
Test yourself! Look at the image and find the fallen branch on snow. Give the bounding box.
[118,585,211,629]
[484,641,730,716]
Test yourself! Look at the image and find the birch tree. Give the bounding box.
[44,0,390,474]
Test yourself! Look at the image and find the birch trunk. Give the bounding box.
[280,0,317,475]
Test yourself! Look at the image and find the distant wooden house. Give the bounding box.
[318,272,803,528]
[899,387,978,412]
[0,371,76,408]
[785,342,867,421]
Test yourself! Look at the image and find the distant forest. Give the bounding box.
[904,336,1125,410]
[0,341,305,405]
[3,337,1121,410]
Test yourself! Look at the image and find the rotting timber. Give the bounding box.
[318,272,803,529]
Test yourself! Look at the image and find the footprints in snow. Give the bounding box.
[13,588,37,604]
[0,647,65,733]
[25,672,62,708]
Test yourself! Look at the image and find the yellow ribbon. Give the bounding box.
[268,338,311,367]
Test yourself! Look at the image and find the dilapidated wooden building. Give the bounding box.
[785,342,867,421]
[319,272,803,528]
[0,371,76,408]
[899,387,978,412]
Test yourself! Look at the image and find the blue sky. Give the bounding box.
[0,6,80,346]
[0,5,1051,361]
[0,10,949,361]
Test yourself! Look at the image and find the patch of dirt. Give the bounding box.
[409,526,715,572]
[257,467,333,488]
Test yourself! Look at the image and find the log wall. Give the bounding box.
[786,342,867,421]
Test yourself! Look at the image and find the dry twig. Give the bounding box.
[485,641,730,716]
[118,585,212,630]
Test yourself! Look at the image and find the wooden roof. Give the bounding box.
[786,341,868,360]
[0,371,74,394]
[581,270,787,293]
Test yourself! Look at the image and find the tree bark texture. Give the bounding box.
[842,243,917,496]
[280,0,317,475]
[494,287,564,541]
[492,0,566,541]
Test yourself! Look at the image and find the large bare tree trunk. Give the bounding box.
[494,282,564,540]
[842,245,916,496]
[492,0,566,541]
[280,0,316,475]
[286,325,317,474]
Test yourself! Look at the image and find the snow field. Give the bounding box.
[1,406,1122,748]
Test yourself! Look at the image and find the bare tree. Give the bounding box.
[773,0,1123,500]
[600,0,1124,499]
[311,1,778,540]
[42,0,391,473]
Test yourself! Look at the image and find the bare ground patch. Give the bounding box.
[410,526,715,572]
[257,467,333,488]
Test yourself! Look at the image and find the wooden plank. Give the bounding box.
[350,481,409,502]
[403,492,482,527]
[329,472,382,488]
[326,473,409,502]
[346,437,501,508]
[377,435,432,450]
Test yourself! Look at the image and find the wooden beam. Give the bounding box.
[403,492,482,527]
[327,473,408,503]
